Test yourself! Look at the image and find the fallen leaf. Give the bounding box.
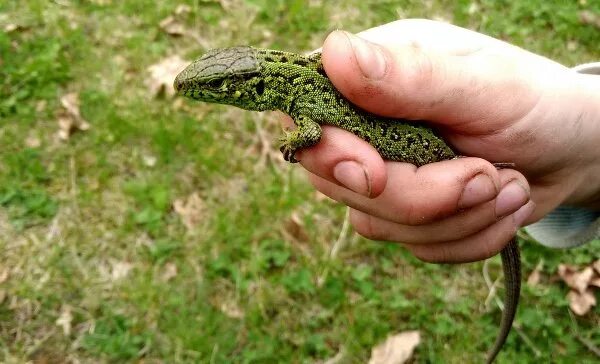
[159,16,186,36]
[142,154,157,167]
[580,10,600,29]
[55,305,73,335]
[0,290,5,305]
[161,262,178,282]
[558,264,594,293]
[0,267,8,284]
[567,288,597,315]
[36,100,47,112]
[467,3,479,15]
[173,192,205,230]
[368,331,421,364]
[526,260,543,287]
[57,93,90,140]
[25,134,41,148]
[174,4,191,15]
[159,4,191,36]
[593,260,600,275]
[4,23,22,33]
[219,299,244,319]
[146,55,189,97]
[283,211,309,242]
[110,261,133,281]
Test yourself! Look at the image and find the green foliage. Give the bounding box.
[282,268,316,295]
[82,313,152,360]
[0,187,57,229]
[0,0,598,363]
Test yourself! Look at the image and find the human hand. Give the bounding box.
[285,19,600,263]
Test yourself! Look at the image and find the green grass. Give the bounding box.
[1,0,599,363]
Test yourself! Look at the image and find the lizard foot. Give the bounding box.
[279,144,299,163]
[278,134,299,163]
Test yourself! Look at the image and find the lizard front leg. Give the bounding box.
[279,115,322,163]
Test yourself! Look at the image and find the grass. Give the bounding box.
[1,0,599,363]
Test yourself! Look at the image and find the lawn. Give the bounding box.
[0,0,599,363]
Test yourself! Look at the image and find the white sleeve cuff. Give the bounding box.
[524,62,600,248]
[524,207,600,248]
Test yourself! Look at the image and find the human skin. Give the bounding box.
[282,19,600,263]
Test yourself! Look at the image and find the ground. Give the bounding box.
[0,1,599,363]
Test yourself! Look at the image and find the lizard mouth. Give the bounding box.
[173,73,186,93]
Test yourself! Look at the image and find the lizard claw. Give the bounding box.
[280,144,299,163]
[278,134,299,163]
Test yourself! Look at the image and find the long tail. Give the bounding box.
[486,237,521,363]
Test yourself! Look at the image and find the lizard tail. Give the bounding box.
[486,237,521,363]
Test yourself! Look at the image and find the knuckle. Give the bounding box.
[410,245,449,264]
[397,46,438,97]
[351,212,384,240]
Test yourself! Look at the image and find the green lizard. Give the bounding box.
[174,46,521,363]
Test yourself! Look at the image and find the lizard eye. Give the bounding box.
[208,79,224,89]
[255,80,265,96]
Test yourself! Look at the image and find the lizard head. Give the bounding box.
[174,46,274,111]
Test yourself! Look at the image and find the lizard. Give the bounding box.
[174,46,521,363]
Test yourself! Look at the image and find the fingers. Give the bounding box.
[346,167,530,244]
[281,116,389,198]
[402,200,535,263]
[320,25,547,135]
[310,157,530,225]
[306,158,532,262]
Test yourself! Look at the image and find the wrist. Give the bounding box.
[563,68,600,210]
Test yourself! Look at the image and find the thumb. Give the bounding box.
[321,28,543,135]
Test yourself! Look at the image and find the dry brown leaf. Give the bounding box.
[55,305,73,335]
[146,55,189,97]
[36,100,47,112]
[567,288,597,315]
[283,211,309,242]
[580,10,600,29]
[173,192,205,230]
[0,267,9,284]
[110,261,133,281]
[3,23,24,33]
[174,4,191,15]
[219,299,244,319]
[159,4,191,36]
[142,154,157,167]
[558,264,594,293]
[25,134,41,148]
[57,93,90,140]
[526,260,543,287]
[161,262,178,282]
[159,16,186,36]
[0,290,5,305]
[368,331,421,364]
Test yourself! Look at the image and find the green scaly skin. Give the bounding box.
[174,46,521,363]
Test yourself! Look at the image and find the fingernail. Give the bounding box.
[342,31,387,80]
[495,180,529,218]
[458,173,497,209]
[333,160,372,197]
[513,200,536,226]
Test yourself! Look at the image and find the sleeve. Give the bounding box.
[524,207,600,248]
[524,61,600,248]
